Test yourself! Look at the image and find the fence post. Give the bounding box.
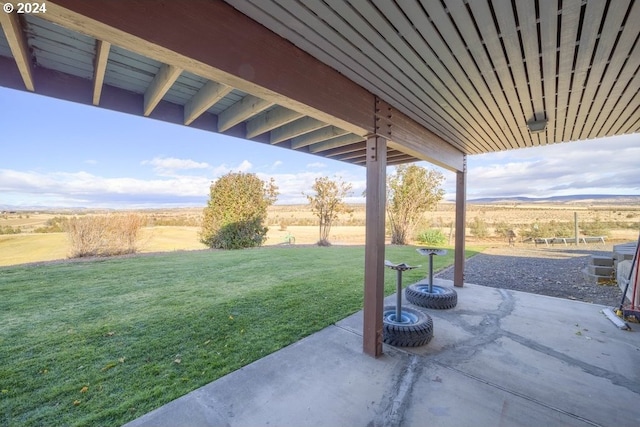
[574,212,579,246]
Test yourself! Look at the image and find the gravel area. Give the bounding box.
[437,245,624,307]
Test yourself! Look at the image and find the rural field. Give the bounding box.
[1,202,639,266]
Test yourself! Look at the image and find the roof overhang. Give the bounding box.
[0,1,637,172]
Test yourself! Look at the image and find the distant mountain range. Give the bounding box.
[467,194,640,205]
[2,194,639,212]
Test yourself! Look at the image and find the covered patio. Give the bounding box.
[1,5,639,422]
[2,1,639,425]
[2,0,637,358]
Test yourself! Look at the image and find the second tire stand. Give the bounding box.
[405,248,458,310]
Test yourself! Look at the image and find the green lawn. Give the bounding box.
[0,245,478,426]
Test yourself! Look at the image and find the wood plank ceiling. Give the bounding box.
[0,0,638,166]
[229,0,639,154]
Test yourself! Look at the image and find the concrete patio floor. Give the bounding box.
[124,279,640,427]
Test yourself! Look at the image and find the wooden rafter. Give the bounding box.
[184,81,233,125]
[270,117,328,144]
[290,126,349,150]
[144,63,182,116]
[92,40,111,105]
[308,133,364,154]
[0,12,34,91]
[218,95,273,132]
[321,141,367,158]
[246,106,303,139]
[41,0,465,171]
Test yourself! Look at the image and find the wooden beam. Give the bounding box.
[363,135,387,357]
[92,39,110,105]
[218,95,273,132]
[379,100,464,172]
[308,133,364,153]
[454,156,467,287]
[0,12,34,91]
[270,117,328,144]
[44,0,372,136]
[0,55,221,130]
[290,126,349,149]
[184,81,233,125]
[143,63,182,116]
[245,106,303,139]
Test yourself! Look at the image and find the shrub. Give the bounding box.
[548,220,573,237]
[208,218,269,250]
[34,216,68,233]
[416,229,446,245]
[0,225,21,235]
[66,213,146,257]
[580,217,610,237]
[201,172,278,249]
[469,217,489,238]
[493,221,512,239]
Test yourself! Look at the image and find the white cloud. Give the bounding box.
[210,160,254,177]
[306,162,326,169]
[0,169,211,207]
[238,160,252,172]
[141,157,210,176]
[458,135,640,199]
[0,165,367,208]
[2,134,636,208]
[260,170,365,204]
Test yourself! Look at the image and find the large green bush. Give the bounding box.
[416,229,446,245]
[200,172,278,249]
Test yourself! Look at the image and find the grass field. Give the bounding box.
[0,245,479,426]
[1,203,637,267]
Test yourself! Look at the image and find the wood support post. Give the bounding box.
[454,155,467,287]
[363,135,387,357]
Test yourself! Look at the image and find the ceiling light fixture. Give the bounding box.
[527,119,547,134]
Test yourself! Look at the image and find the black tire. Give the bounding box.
[405,284,457,309]
[382,305,434,347]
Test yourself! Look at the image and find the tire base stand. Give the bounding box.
[382,260,434,347]
[406,248,458,309]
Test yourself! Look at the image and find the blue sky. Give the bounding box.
[1,86,638,208]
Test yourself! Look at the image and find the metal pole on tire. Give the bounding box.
[428,252,434,293]
[385,260,419,322]
[396,269,403,321]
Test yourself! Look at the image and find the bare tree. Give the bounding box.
[387,165,445,245]
[305,176,352,246]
